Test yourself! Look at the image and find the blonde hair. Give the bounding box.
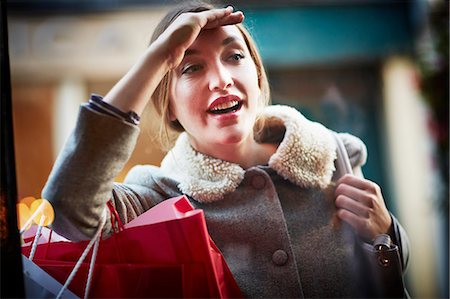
[150,1,270,149]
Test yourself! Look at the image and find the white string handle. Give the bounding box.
[56,209,107,299]
[19,201,46,235]
[28,215,46,261]
[333,132,353,177]
[84,230,101,299]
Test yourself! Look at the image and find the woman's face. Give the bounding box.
[169,25,261,156]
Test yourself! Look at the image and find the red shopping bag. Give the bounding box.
[22,195,243,298]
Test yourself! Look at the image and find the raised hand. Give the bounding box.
[103,6,243,116]
[334,174,392,241]
[156,6,244,69]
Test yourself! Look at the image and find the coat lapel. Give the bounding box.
[160,105,337,203]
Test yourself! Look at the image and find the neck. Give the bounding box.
[190,135,277,169]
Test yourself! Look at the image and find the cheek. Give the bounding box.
[172,76,200,103]
[169,76,189,116]
[169,79,201,122]
[239,64,260,98]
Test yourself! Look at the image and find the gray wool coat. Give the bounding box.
[43,104,409,298]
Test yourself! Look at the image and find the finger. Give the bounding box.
[337,174,380,194]
[335,183,374,206]
[202,6,234,24]
[216,11,244,26]
[203,8,244,29]
[335,194,370,218]
[337,208,368,236]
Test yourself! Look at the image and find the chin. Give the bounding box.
[216,131,248,145]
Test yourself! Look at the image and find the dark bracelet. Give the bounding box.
[88,94,140,125]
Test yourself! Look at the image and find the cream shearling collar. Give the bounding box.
[160,105,337,203]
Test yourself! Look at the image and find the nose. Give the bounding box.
[208,63,234,91]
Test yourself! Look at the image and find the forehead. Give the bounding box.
[190,25,246,49]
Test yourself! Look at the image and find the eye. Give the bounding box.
[228,53,245,62]
[182,64,203,75]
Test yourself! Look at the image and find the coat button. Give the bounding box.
[251,175,266,189]
[272,249,288,266]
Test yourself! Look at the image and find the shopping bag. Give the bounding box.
[22,195,243,298]
[22,255,79,298]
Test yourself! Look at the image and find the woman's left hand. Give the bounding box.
[335,174,392,241]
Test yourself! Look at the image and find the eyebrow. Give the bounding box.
[184,35,245,57]
[222,35,243,46]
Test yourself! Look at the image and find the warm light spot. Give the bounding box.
[19,196,36,207]
[30,199,54,227]
[16,203,32,231]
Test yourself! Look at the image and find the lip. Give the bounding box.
[207,95,242,112]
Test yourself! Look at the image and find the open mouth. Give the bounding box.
[208,100,243,115]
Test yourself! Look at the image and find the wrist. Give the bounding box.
[147,38,172,71]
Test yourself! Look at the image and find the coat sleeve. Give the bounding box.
[42,105,149,241]
[390,214,410,272]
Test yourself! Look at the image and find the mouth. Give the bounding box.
[208,96,243,115]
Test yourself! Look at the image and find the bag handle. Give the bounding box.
[28,216,47,261]
[333,132,393,248]
[107,200,124,232]
[106,200,127,263]
[56,208,107,299]
[333,131,408,297]
[332,132,353,177]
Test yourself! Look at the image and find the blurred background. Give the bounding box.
[6,0,448,297]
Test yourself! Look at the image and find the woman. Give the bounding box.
[43,1,409,297]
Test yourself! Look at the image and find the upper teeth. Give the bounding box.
[210,100,239,111]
